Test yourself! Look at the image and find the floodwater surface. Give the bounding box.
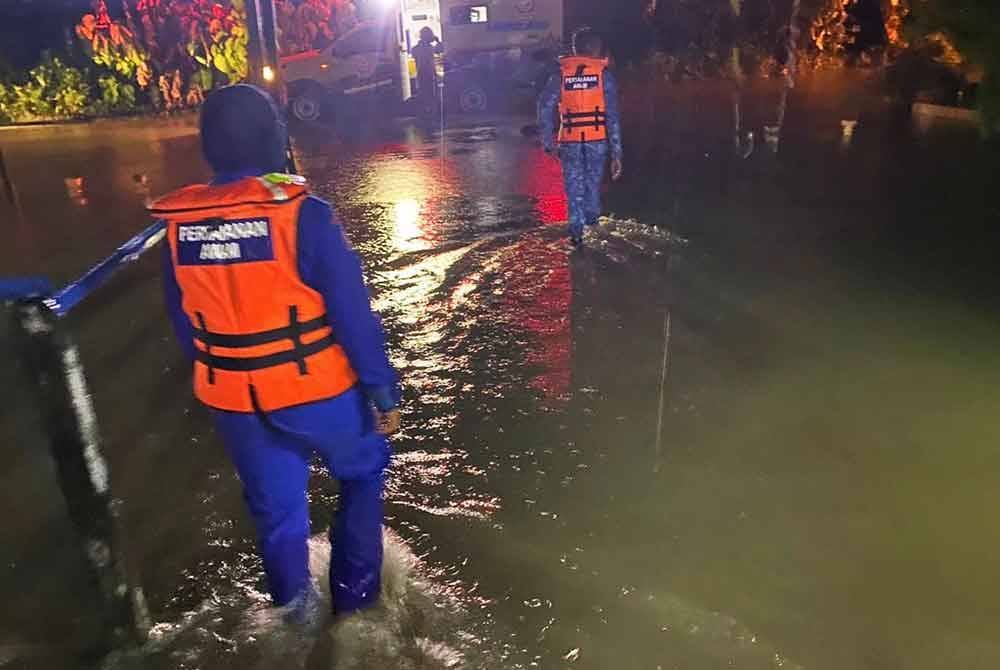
[1,77,1000,670]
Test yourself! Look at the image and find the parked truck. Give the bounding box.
[281,0,564,122]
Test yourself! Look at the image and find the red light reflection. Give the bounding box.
[520,148,567,226]
[501,242,572,402]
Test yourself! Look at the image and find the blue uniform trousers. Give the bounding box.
[559,140,609,239]
[212,387,391,613]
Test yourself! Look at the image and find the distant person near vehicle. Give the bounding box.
[411,27,443,119]
[538,30,623,247]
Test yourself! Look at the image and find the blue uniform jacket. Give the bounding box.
[161,169,399,414]
[537,65,623,159]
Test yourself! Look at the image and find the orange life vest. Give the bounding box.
[558,56,609,143]
[149,175,359,413]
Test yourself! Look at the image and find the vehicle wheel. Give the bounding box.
[458,84,488,113]
[290,86,324,123]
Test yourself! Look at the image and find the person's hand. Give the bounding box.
[374,408,401,436]
[611,158,623,181]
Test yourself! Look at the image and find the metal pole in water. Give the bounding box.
[0,147,17,205]
[767,0,802,154]
[397,5,412,103]
[439,69,446,173]
[653,311,672,474]
[244,0,297,174]
[653,206,677,474]
[12,301,149,656]
[245,0,267,89]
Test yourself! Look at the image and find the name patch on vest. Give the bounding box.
[176,218,274,265]
[564,74,599,91]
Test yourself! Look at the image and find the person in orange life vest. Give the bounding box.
[153,85,400,620]
[538,30,623,246]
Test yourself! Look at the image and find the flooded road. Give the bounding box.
[2,79,1000,670]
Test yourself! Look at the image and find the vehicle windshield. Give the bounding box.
[332,21,393,57]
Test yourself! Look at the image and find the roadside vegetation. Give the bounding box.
[0,0,995,135]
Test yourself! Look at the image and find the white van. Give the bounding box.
[281,20,400,122]
[283,1,564,121]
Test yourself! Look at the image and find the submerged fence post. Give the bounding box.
[12,300,150,656]
[1,148,17,205]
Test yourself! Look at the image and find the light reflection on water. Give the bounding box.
[393,198,425,253]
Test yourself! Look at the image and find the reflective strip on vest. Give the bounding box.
[152,176,359,413]
[255,176,290,201]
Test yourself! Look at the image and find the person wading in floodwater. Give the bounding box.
[538,29,624,247]
[411,26,443,122]
[150,84,400,624]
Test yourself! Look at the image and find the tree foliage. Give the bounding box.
[906,0,1000,133]
[644,0,893,77]
[69,0,360,112]
[0,55,92,122]
[94,72,138,114]
[277,0,359,55]
[74,0,249,110]
[0,0,364,121]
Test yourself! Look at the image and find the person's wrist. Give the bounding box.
[368,385,399,412]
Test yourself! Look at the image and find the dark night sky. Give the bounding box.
[0,0,92,71]
[566,0,655,61]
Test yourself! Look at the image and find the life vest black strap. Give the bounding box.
[562,107,607,131]
[195,333,337,372]
[193,313,328,348]
[192,307,333,377]
[562,110,607,120]
[195,312,216,385]
[562,120,608,129]
[288,305,307,375]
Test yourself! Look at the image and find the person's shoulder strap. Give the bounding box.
[560,56,609,68]
[148,175,309,215]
